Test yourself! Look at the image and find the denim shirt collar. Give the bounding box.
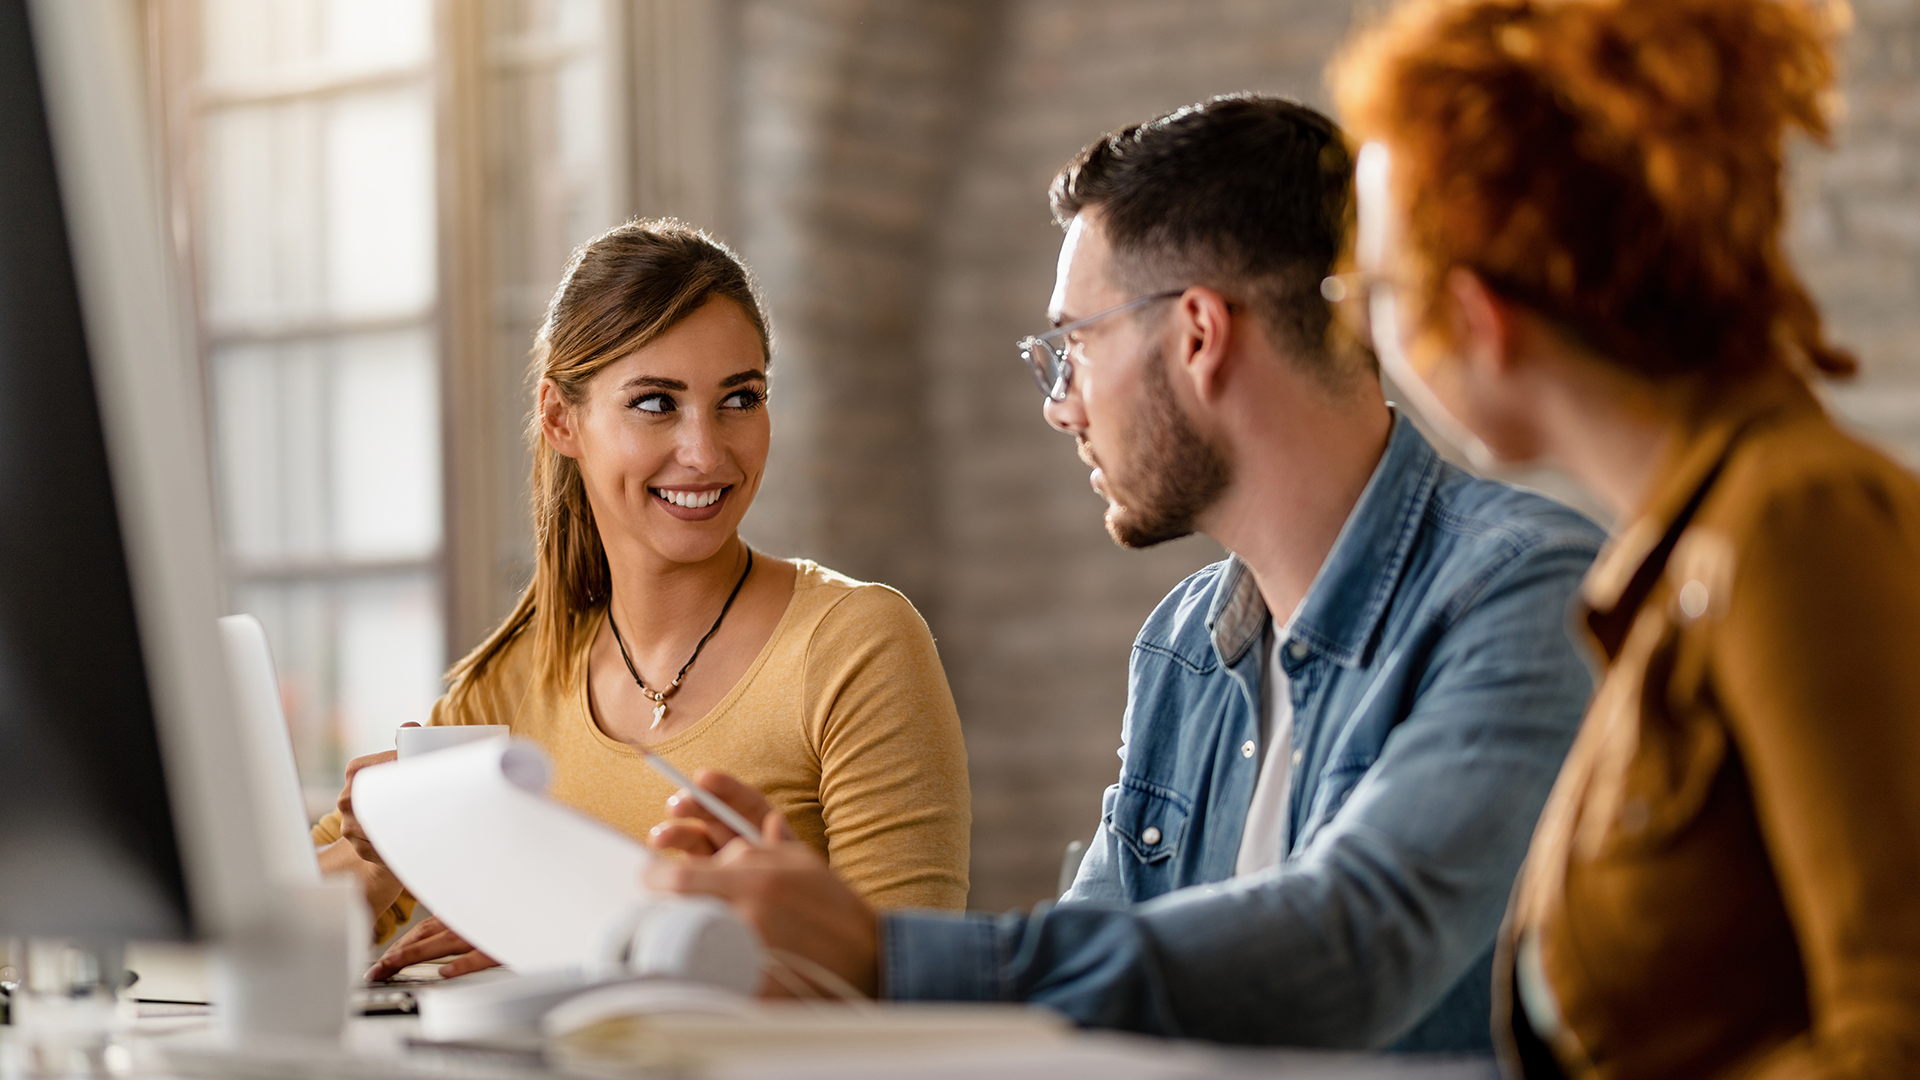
[1206,412,1441,669]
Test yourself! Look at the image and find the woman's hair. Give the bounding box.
[444,219,772,706]
[1331,0,1855,380]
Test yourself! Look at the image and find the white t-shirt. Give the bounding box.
[1236,617,1297,877]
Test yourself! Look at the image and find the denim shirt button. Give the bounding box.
[1241,740,1257,758]
[1288,639,1309,660]
[1141,826,1162,846]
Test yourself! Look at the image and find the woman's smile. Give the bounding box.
[650,483,732,520]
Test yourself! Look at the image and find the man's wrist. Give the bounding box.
[862,909,884,999]
[876,910,1006,1002]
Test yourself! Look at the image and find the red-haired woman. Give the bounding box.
[1334,0,1920,1075]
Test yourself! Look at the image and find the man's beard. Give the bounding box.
[1102,344,1231,549]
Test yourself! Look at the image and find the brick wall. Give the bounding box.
[734,0,1003,610]
[734,0,1920,911]
[1797,0,1920,460]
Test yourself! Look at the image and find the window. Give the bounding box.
[153,0,728,810]
[161,0,444,808]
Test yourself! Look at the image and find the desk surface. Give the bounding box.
[87,1012,1500,1080]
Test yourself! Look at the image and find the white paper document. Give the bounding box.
[353,737,655,972]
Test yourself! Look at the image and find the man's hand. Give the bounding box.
[366,915,500,982]
[644,772,880,1000]
[647,769,778,857]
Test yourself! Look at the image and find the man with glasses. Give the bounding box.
[648,95,1604,1051]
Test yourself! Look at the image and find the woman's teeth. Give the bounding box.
[654,488,724,509]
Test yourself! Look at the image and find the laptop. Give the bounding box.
[218,613,322,886]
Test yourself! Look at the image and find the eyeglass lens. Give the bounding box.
[1020,338,1069,400]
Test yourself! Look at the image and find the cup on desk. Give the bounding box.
[396,724,511,759]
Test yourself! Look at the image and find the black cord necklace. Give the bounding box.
[608,547,755,730]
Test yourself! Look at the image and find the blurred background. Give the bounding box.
[143,0,1920,912]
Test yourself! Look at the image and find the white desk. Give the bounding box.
[98,1011,1499,1080]
[12,951,1498,1080]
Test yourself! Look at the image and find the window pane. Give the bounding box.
[230,579,330,803]
[202,92,434,325]
[555,43,605,169]
[213,329,438,562]
[323,0,432,69]
[203,0,431,81]
[492,0,622,307]
[331,329,441,558]
[550,0,602,41]
[334,574,444,761]
[202,0,319,83]
[203,102,325,325]
[187,0,446,819]
[212,339,330,560]
[326,88,435,316]
[234,574,444,796]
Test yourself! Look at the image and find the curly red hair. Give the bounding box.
[1331,0,1855,380]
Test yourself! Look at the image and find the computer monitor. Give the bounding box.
[0,0,276,947]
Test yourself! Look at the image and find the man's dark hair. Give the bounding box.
[1050,95,1359,381]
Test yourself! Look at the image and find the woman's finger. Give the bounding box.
[387,915,445,952]
[440,949,502,979]
[336,750,399,869]
[343,750,398,791]
[366,933,459,981]
[366,925,472,981]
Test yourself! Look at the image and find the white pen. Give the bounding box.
[643,751,771,849]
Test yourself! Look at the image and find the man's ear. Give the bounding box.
[537,378,582,459]
[1444,267,1512,379]
[1175,286,1236,404]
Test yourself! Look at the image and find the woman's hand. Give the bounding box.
[365,916,501,982]
[647,769,780,857]
[336,748,398,867]
[336,721,427,866]
[322,723,421,920]
[646,811,880,999]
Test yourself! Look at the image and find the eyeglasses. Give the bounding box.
[1319,271,1390,355]
[1016,290,1185,402]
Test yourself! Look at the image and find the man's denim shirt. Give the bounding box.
[882,415,1605,1051]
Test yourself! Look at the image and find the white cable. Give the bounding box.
[760,957,819,1000]
[762,948,871,1008]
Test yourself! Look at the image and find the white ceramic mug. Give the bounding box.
[395,724,511,759]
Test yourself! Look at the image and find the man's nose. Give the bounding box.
[1042,392,1085,435]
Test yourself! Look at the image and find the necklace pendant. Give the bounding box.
[651,701,667,729]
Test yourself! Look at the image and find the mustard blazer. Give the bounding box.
[1496,370,1920,1078]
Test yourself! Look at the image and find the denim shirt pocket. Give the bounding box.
[1107,775,1193,866]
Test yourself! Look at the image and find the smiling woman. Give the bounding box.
[308,220,971,975]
